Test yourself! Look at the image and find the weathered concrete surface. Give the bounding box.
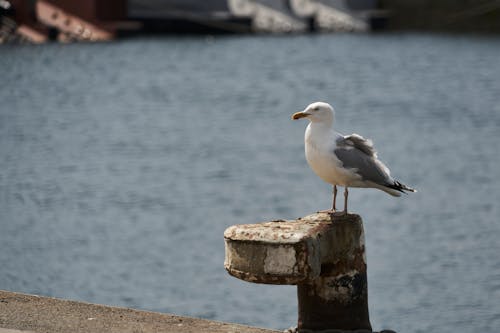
[224,212,371,331]
[224,216,326,284]
[0,290,279,333]
[224,212,366,285]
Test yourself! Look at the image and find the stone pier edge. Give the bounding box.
[0,290,279,333]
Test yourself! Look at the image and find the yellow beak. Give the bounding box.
[292,111,310,120]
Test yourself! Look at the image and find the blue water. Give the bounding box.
[1,33,500,332]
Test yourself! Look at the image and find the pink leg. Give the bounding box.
[343,187,348,214]
[332,185,337,211]
[318,185,339,214]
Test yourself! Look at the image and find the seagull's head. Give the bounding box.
[292,102,335,124]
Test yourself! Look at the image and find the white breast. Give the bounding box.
[304,124,358,186]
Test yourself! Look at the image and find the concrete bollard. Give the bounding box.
[224,212,371,332]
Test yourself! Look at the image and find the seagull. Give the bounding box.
[292,102,415,215]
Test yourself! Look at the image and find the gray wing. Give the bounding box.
[334,134,393,185]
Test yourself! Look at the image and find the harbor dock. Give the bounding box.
[2,0,500,43]
[1,0,381,43]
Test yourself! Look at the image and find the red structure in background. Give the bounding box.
[43,0,126,22]
[1,0,48,42]
[36,0,131,42]
[1,0,132,42]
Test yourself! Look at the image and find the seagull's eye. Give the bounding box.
[313,107,319,111]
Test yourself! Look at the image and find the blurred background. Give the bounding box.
[1,1,500,333]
